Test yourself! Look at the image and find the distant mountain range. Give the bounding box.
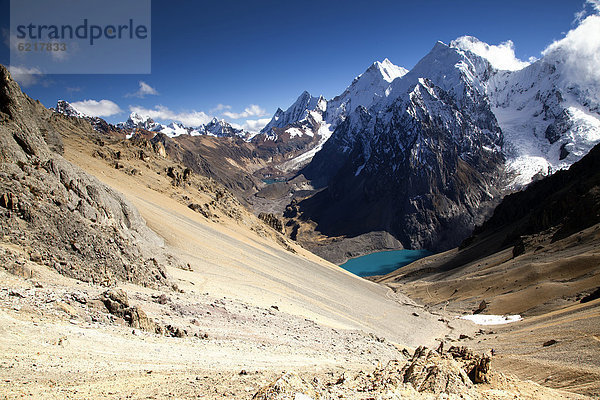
[54,102,252,140]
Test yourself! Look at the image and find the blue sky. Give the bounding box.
[0,0,593,130]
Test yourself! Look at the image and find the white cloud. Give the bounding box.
[451,36,530,71]
[50,43,71,62]
[126,81,159,98]
[8,66,43,87]
[542,15,600,90]
[241,118,271,133]
[70,99,122,117]
[574,0,600,24]
[223,104,268,119]
[210,104,231,113]
[129,105,212,127]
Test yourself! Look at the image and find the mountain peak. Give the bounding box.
[368,58,408,83]
[54,100,86,118]
[117,111,156,131]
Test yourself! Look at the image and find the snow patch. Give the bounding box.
[460,314,522,325]
[278,122,333,172]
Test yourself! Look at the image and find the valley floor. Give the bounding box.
[376,226,600,398]
[0,252,590,400]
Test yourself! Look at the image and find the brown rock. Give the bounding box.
[125,305,157,332]
[401,346,473,394]
[101,288,130,314]
[253,373,319,400]
[467,355,491,384]
[0,192,18,210]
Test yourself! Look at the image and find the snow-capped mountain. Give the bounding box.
[117,113,248,139]
[54,104,252,140]
[261,59,408,138]
[255,58,408,170]
[203,117,245,137]
[53,100,86,118]
[52,100,120,134]
[293,16,600,252]
[300,40,504,251]
[155,122,202,137]
[327,58,408,121]
[481,19,600,186]
[260,91,327,135]
[118,112,159,131]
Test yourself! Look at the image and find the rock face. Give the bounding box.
[258,212,283,233]
[0,64,174,287]
[465,141,600,257]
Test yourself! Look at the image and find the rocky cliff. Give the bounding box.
[0,65,175,287]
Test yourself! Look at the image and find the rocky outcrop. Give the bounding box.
[401,346,474,393]
[258,212,283,233]
[99,289,187,336]
[100,288,159,332]
[253,346,492,399]
[0,64,175,287]
[252,373,319,400]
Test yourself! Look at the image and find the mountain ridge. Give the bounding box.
[280,22,600,258]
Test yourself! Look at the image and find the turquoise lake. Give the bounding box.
[339,249,431,277]
[262,178,287,185]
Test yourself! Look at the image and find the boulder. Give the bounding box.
[101,288,130,314]
[401,346,474,394]
[253,373,319,400]
[125,305,157,332]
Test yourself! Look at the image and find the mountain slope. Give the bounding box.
[375,141,600,397]
[0,62,448,346]
[58,107,451,351]
[0,65,174,287]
